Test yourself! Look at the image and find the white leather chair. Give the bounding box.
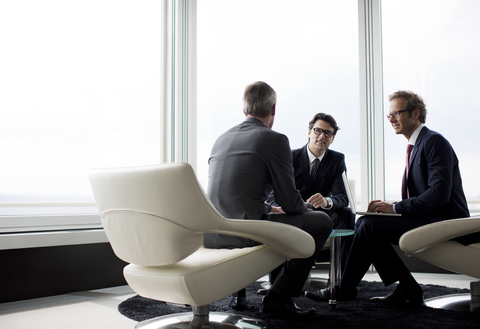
[399,216,480,312]
[89,162,315,328]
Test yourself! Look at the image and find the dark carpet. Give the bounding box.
[118,281,480,328]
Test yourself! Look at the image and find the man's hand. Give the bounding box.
[271,206,285,214]
[367,200,394,213]
[307,193,328,209]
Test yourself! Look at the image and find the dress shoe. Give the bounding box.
[229,296,247,311]
[262,296,315,316]
[305,286,357,302]
[370,283,424,305]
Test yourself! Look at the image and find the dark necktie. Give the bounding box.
[406,144,413,177]
[309,158,320,189]
[406,144,413,197]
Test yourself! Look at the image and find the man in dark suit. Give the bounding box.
[204,81,333,316]
[305,90,470,305]
[268,113,355,276]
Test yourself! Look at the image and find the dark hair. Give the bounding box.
[308,113,340,135]
[243,81,277,118]
[389,90,427,124]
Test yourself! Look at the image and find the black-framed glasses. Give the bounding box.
[311,127,334,138]
[386,109,414,120]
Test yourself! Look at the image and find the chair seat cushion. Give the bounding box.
[410,241,480,279]
[124,245,286,306]
[470,243,480,249]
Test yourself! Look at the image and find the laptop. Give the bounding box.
[342,172,401,217]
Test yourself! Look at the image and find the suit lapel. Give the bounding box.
[310,149,330,192]
[403,127,428,198]
[316,149,329,175]
[408,127,427,169]
[299,146,311,189]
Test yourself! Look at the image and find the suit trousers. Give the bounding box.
[266,211,333,297]
[340,214,432,292]
[269,206,354,285]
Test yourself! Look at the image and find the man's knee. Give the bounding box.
[301,211,333,238]
[355,215,376,233]
[332,207,355,230]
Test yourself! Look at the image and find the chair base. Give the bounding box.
[425,293,473,311]
[135,312,267,329]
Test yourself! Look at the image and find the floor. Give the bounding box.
[0,270,475,329]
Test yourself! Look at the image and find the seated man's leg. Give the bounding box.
[268,264,283,285]
[267,211,333,297]
[365,215,431,286]
[340,214,431,293]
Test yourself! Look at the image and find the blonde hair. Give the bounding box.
[389,90,427,124]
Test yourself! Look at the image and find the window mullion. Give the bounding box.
[358,0,385,209]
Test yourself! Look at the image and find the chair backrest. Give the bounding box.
[347,178,355,212]
[89,162,225,266]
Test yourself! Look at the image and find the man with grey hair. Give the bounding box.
[204,81,333,316]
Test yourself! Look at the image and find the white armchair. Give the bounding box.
[399,216,480,312]
[89,162,315,328]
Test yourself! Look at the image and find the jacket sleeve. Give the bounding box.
[395,134,455,215]
[267,134,308,214]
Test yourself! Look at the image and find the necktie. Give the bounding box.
[406,144,413,197]
[309,158,320,189]
[405,144,413,177]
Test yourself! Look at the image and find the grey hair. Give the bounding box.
[243,81,277,117]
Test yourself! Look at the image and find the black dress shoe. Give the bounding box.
[262,296,315,316]
[370,284,424,305]
[229,296,247,311]
[305,287,357,302]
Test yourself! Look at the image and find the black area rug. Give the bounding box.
[118,281,480,329]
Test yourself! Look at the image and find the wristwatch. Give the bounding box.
[322,197,333,209]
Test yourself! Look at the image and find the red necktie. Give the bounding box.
[406,144,413,197]
[406,144,413,177]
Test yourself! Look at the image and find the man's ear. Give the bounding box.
[413,108,421,120]
[271,104,276,116]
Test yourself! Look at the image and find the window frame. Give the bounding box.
[0,0,416,249]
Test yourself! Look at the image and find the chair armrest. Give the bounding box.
[399,216,480,254]
[208,218,316,260]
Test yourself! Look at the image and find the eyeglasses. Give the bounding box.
[386,109,414,120]
[311,127,334,138]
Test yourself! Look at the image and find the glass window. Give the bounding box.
[382,0,480,213]
[197,0,360,200]
[0,0,162,216]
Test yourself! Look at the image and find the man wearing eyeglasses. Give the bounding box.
[305,90,470,305]
[267,113,354,278]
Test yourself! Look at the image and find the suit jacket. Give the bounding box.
[268,145,349,214]
[204,117,309,248]
[395,127,469,221]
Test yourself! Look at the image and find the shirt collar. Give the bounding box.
[307,146,326,164]
[409,124,425,146]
